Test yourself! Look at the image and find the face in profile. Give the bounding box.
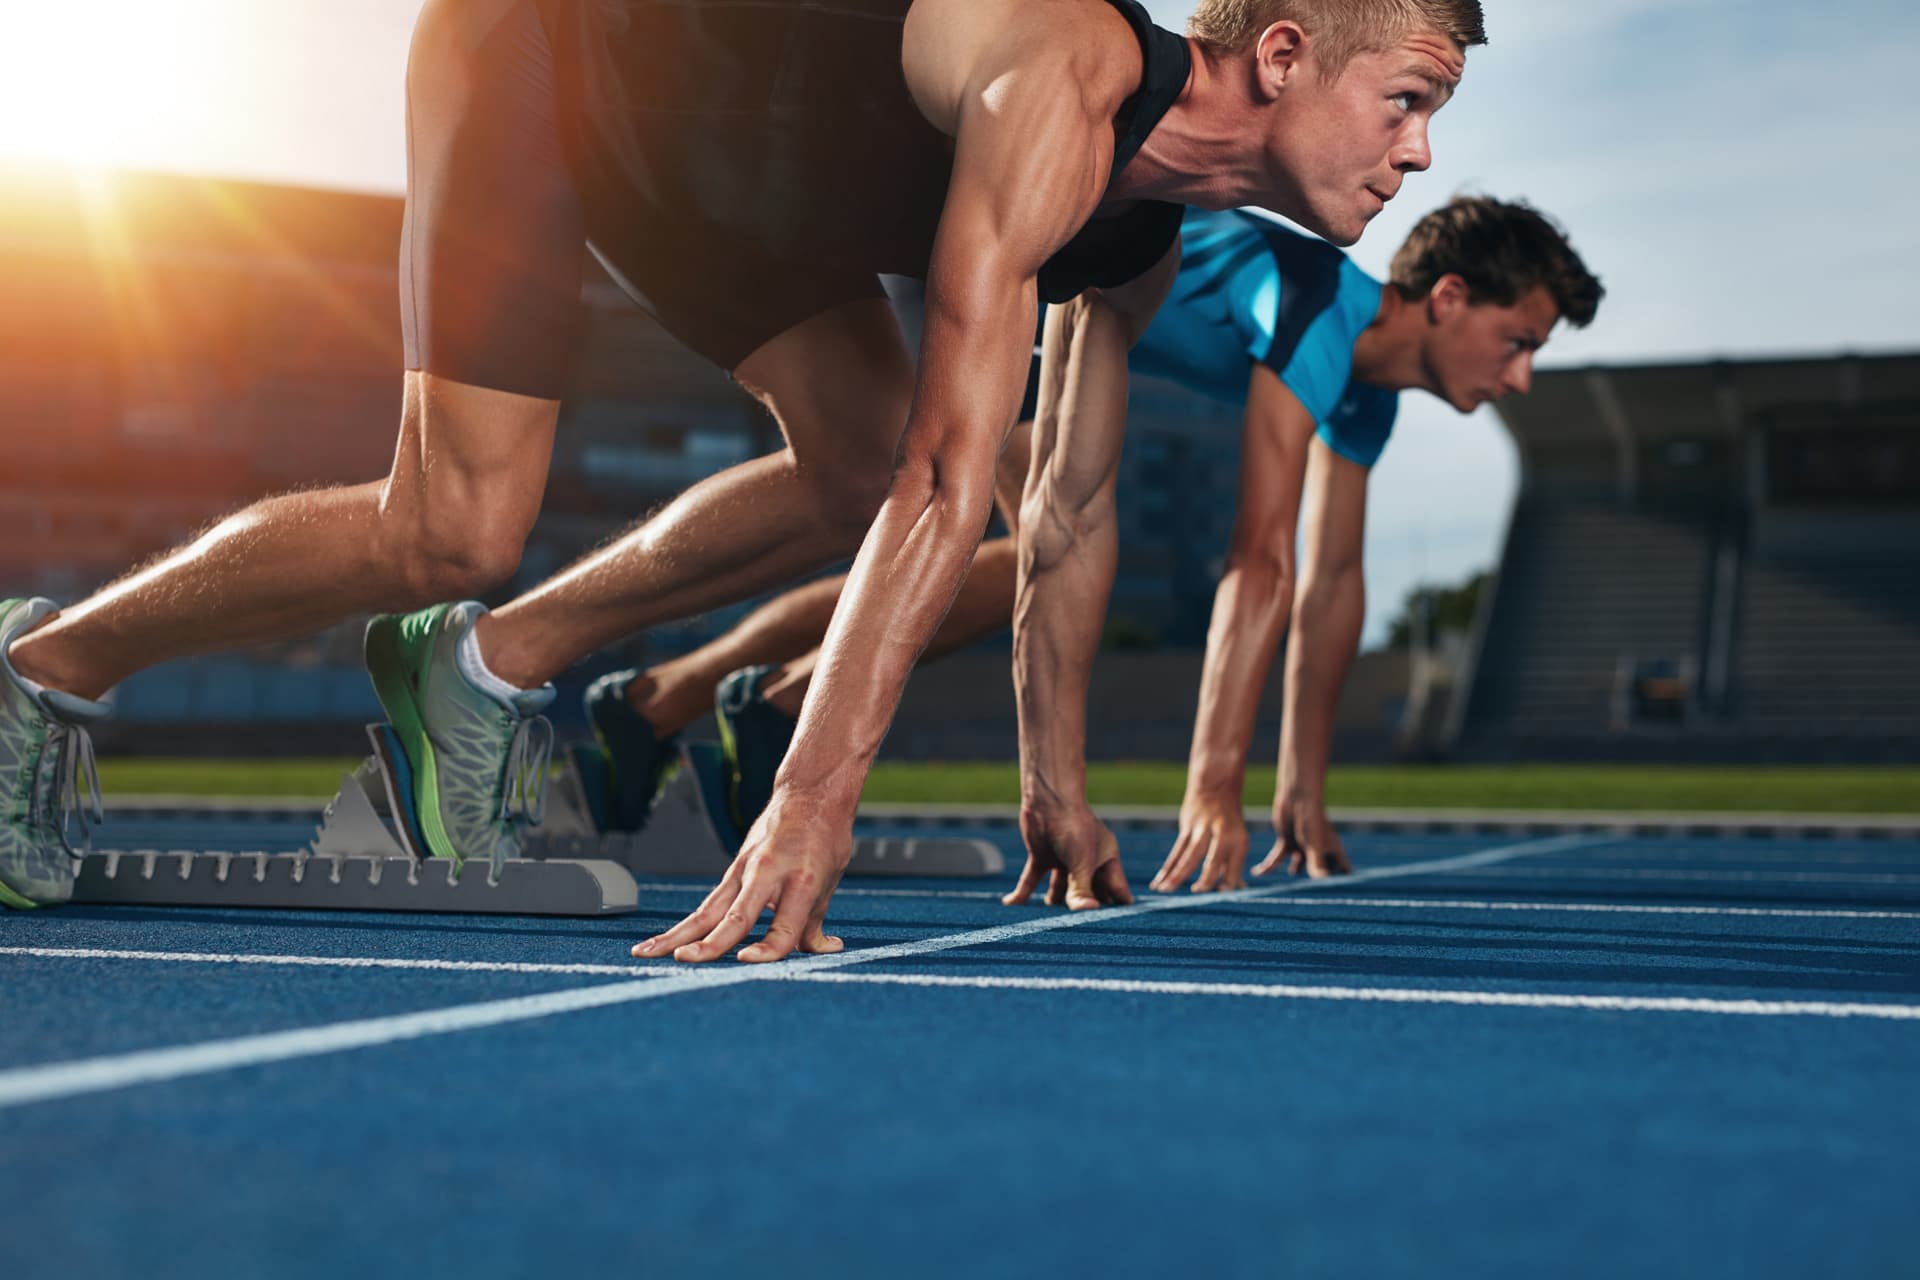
[1261,27,1466,246]
[1424,280,1562,412]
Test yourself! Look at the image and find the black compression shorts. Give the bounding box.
[398,0,887,397]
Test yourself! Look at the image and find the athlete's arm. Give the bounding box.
[636,2,1141,962]
[1150,365,1314,893]
[1254,441,1367,880]
[1003,244,1178,910]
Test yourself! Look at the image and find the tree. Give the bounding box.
[1384,571,1486,651]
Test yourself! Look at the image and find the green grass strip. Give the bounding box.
[99,758,1920,815]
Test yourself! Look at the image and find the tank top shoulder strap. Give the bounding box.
[1103,0,1192,187]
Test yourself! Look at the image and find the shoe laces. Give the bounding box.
[29,717,103,858]
[492,711,554,878]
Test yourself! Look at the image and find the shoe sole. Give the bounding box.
[364,605,463,869]
[587,677,677,834]
[715,697,746,832]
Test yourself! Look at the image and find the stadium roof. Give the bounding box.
[1496,351,1920,448]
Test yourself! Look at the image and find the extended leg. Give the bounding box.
[10,374,556,700]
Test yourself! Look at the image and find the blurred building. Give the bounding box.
[0,167,1266,755]
[1445,352,1920,762]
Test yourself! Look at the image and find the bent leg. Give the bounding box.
[480,298,916,687]
[759,533,1017,717]
[627,573,845,733]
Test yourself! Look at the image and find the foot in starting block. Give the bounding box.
[531,739,1005,880]
[71,725,638,916]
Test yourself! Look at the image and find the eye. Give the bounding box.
[1391,91,1419,112]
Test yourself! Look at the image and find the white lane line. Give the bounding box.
[10,945,1914,1023]
[0,833,1603,1111]
[638,883,1004,900]
[1554,849,1920,865]
[1469,867,1920,886]
[781,972,1920,1020]
[776,834,1609,967]
[9,889,1913,983]
[1236,898,1920,922]
[0,947,659,978]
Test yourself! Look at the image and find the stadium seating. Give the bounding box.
[1733,527,1920,738]
[1460,502,1716,749]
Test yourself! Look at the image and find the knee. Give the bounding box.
[374,372,555,605]
[778,423,897,551]
[807,453,896,547]
[375,496,534,607]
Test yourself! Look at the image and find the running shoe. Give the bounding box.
[714,664,797,833]
[583,669,680,833]
[0,598,109,909]
[363,601,554,880]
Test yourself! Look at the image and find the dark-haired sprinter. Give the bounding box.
[1,0,1488,943]
[592,197,1602,900]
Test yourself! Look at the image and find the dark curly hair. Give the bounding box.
[1390,196,1603,327]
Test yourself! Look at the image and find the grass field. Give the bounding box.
[96,758,1920,814]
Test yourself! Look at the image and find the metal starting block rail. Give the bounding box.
[74,848,638,915]
[70,727,1003,917]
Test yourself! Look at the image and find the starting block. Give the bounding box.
[533,740,1006,880]
[71,725,1004,917]
[72,725,639,916]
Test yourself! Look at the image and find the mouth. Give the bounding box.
[1365,184,1395,209]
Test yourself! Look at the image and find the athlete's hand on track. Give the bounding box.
[632,804,849,963]
[1254,796,1352,879]
[1150,788,1249,893]
[1003,805,1133,910]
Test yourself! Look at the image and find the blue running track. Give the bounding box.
[3,814,1917,1279]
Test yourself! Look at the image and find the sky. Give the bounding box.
[1,0,1914,643]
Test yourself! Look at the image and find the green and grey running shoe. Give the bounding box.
[714,664,797,834]
[583,669,679,833]
[1,598,109,909]
[364,601,555,881]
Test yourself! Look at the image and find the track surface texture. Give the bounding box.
[3,810,1916,1279]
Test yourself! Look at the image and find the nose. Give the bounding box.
[1392,118,1432,173]
[1504,353,1534,396]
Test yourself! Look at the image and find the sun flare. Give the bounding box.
[0,4,199,170]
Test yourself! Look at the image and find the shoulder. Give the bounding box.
[1249,214,1350,293]
[904,0,1140,133]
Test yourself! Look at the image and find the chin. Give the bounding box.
[1311,212,1366,247]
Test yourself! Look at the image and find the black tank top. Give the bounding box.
[544,0,1189,296]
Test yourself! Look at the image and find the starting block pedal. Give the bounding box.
[531,740,1006,880]
[71,725,639,916]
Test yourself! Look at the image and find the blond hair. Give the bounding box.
[1188,0,1487,76]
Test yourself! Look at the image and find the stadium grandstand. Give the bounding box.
[1448,352,1920,762]
[9,170,1910,766]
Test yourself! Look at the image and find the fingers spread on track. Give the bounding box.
[1151,831,1199,893]
[633,869,743,958]
[1002,857,1048,906]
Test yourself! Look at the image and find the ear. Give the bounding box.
[1425,273,1471,324]
[1253,21,1310,100]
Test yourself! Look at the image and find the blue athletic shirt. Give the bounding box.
[1128,208,1399,468]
